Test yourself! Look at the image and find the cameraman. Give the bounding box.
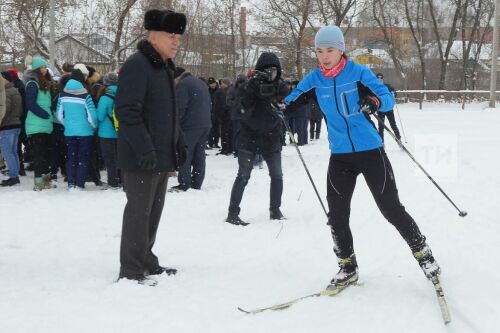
[225,52,289,226]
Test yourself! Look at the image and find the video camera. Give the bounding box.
[251,69,276,97]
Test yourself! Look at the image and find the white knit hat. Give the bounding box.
[73,63,89,78]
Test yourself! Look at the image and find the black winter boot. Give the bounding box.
[1,177,20,186]
[225,212,249,226]
[147,265,177,276]
[328,254,359,289]
[270,208,285,220]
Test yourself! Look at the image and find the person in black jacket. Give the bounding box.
[375,73,400,142]
[227,74,246,156]
[207,77,220,149]
[287,80,309,146]
[115,9,187,285]
[214,78,232,155]
[225,52,289,226]
[309,96,323,140]
[170,67,212,192]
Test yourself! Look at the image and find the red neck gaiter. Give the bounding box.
[319,56,347,79]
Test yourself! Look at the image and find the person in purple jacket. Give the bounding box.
[285,26,440,290]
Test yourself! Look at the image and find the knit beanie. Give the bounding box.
[5,69,19,80]
[103,72,119,86]
[31,56,48,71]
[315,26,345,52]
[1,71,13,82]
[73,63,89,79]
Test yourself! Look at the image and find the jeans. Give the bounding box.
[231,120,241,153]
[310,119,321,139]
[0,128,21,178]
[293,117,308,145]
[229,149,283,214]
[178,128,210,189]
[65,136,93,188]
[100,138,120,187]
[49,123,66,177]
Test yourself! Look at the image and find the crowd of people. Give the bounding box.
[0,59,330,192]
[1,8,436,291]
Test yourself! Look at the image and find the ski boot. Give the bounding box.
[327,253,359,290]
[413,243,441,281]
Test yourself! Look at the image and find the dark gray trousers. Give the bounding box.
[119,170,168,278]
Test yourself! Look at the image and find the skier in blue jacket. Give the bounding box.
[285,26,441,290]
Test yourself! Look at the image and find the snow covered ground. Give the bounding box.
[0,102,498,332]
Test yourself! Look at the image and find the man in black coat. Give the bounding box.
[170,67,212,192]
[225,52,289,226]
[115,9,187,285]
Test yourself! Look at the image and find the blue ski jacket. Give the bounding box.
[285,60,394,154]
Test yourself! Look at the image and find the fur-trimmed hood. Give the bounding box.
[137,39,176,71]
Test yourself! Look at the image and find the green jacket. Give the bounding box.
[24,71,53,135]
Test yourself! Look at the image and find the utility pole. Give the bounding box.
[49,0,55,70]
[489,0,500,108]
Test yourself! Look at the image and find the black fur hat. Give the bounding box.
[144,9,187,34]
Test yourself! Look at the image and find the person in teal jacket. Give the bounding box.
[56,67,97,189]
[24,56,55,191]
[96,72,120,188]
[285,26,441,291]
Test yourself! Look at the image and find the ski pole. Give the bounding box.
[279,114,329,218]
[394,102,407,143]
[371,111,467,217]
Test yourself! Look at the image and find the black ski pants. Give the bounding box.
[119,170,168,278]
[377,110,400,141]
[326,148,425,259]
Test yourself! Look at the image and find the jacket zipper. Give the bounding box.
[333,80,355,152]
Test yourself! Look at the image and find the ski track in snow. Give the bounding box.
[0,102,498,332]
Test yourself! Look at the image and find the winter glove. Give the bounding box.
[138,151,157,170]
[362,95,381,114]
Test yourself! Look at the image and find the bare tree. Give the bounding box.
[427,0,463,90]
[403,0,428,92]
[2,0,73,70]
[371,0,408,86]
[315,0,366,31]
[458,0,494,91]
[258,0,314,79]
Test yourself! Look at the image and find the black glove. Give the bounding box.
[176,141,188,167]
[362,95,381,114]
[138,151,157,170]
